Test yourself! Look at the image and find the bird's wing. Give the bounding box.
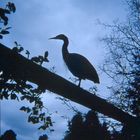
[66,53,99,83]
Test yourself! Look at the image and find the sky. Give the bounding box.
[0,0,128,140]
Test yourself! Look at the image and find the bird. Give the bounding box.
[49,34,100,87]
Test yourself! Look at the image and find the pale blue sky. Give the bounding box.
[1,0,128,140]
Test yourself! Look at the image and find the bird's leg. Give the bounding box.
[78,79,81,87]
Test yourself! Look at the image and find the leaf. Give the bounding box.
[38,55,44,59]
[26,107,31,113]
[38,126,45,130]
[3,92,9,99]
[1,15,8,26]
[31,57,40,63]
[44,51,48,58]
[38,124,48,130]
[39,113,45,117]
[25,84,33,89]
[20,106,26,111]
[30,116,39,124]
[18,47,24,52]
[14,41,18,46]
[46,116,53,126]
[35,100,43,107]
[44,51,49,62]
[10,93,17,100]
[26,50,30,55]
[7,2,16,13]
[4,9,10,14]
[11,3,16,13]
[12,47,18,52]
[28,116,32,122]
[1,30,9,35]
[0,35,3,39]
[29,97,34,103]
[0,93,3,99]
[20,95,30,101]
[44,58,49,62]
[20,96,25,100]
[20,106,31,113]
[33,110,38,115]
[5,27,11,30]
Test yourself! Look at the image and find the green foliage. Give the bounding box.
[0,2,15,39]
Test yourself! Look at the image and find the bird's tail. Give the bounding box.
[90,69,100,84]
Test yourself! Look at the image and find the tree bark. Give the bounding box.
[0,43,136,125]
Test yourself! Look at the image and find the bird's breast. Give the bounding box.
[63,54,87,79]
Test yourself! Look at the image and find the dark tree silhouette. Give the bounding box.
[63,111,110,140]
[101,0,140,139]
[0,2,52,130]
[102,0,140,117]
[0,130,17,140]
[0,2,15,39]
[38,134,48,140]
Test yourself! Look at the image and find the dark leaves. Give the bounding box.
[0,27,11,39]
[31,56,41,63]
[0,2,52,131]
[44,51,49,62]
[0,43,51,130]
[12,42,24,53]
[7,2,16,13]
[0,70,51,130]
[25,50,30,58]
[44,51,48,58]
[0,8,9,25]
[0,92,9,100]
[28,116,39,124]
[38,125,48,130]
[31,51,49,65]
[46,116,53,126]
[0,35,3,39]
[1,30,9,34]
[0,2,16,39]
[38,116,53,130]
[20,106,31,113]
[10,93,18,100]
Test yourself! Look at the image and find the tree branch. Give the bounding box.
[0,43,137,125]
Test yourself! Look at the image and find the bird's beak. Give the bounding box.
[49,37,56,40]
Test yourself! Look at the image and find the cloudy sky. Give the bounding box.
[0,0,128,140]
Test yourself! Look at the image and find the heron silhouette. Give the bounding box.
[50,34,100,87]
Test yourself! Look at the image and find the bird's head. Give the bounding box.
[49,34,68,41]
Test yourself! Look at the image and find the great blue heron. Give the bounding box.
[50,34,100,86]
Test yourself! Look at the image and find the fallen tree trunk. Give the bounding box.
[0,43,136,125]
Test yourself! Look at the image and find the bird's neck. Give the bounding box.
[62,38,69,60]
